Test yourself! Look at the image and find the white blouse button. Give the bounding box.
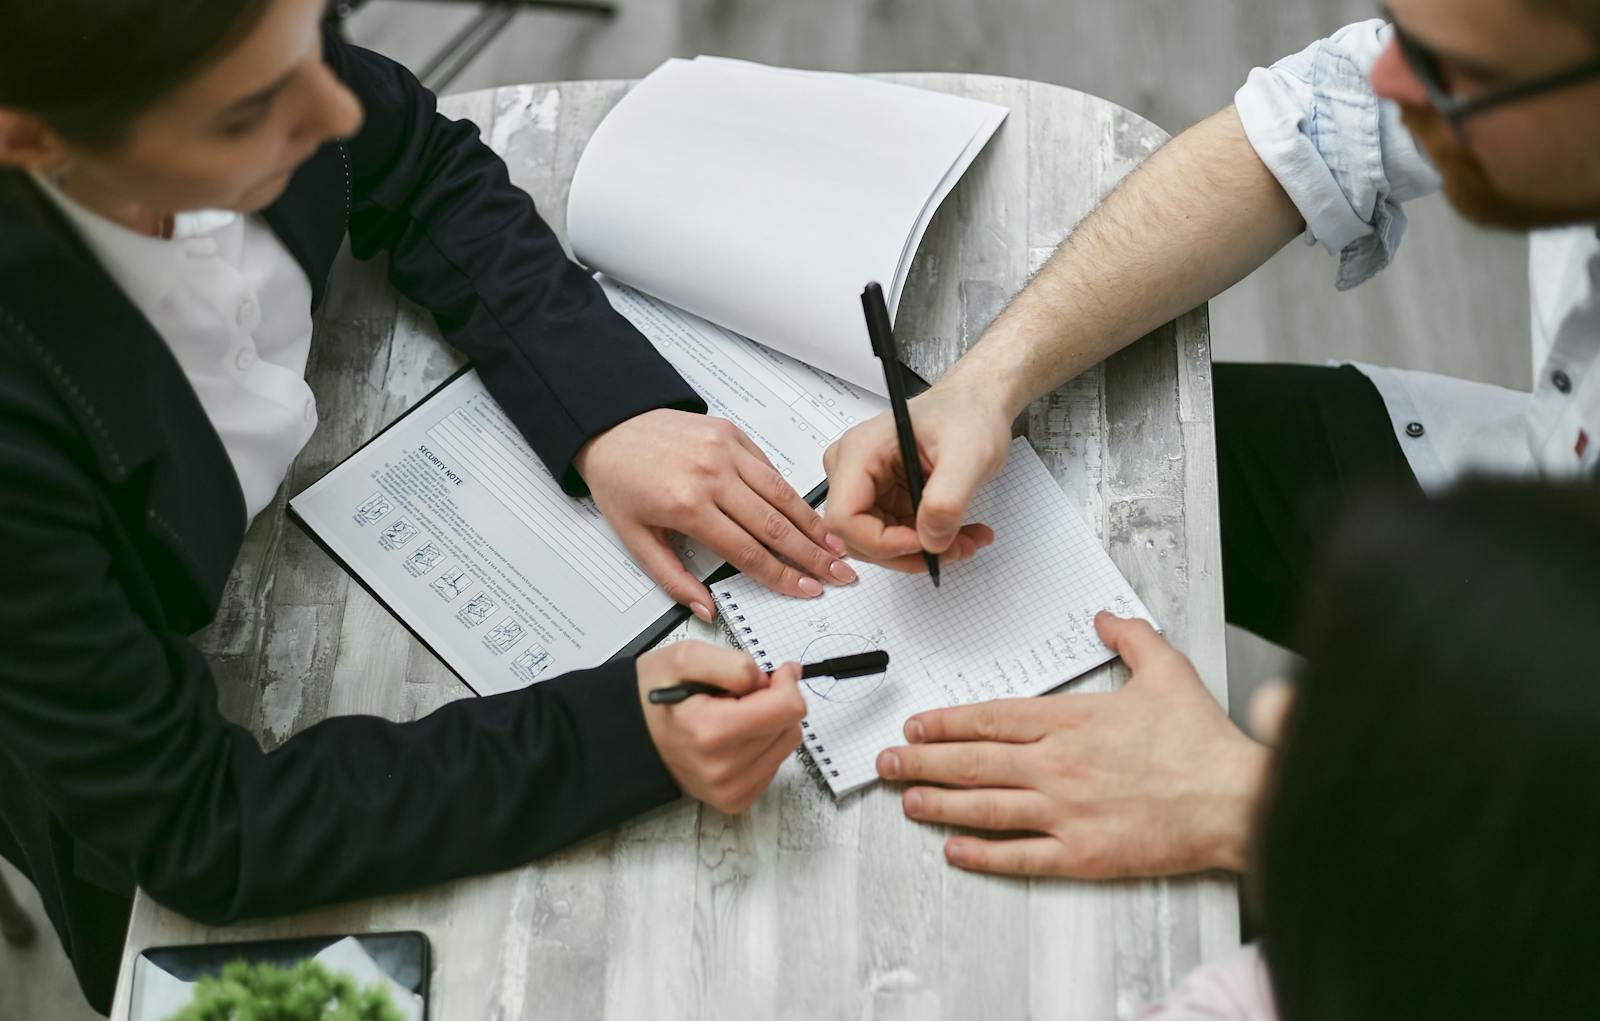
[234,347,257,371]
[236,298,260,330]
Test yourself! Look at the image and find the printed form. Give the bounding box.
[290,280,886,696]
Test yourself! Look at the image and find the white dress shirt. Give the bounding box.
[35,175,318,521]
[1234,19,1600,491]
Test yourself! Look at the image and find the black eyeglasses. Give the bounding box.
[1385,7,1600,138]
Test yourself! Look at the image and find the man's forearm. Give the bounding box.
[943,106,1304,414]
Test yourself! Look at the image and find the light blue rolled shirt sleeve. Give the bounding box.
[1234,19,1441,290]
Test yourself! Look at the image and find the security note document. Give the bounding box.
[712,438,1158,797]
[291,284,886,696]
[292,59,1007,696]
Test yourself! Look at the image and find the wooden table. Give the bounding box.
[110,73,1233,1020]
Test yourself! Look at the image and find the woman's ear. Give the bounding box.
[0,109,66,174]
[1248,678,1294,746]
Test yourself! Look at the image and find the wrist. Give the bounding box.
[936,357,1032,427]
[1202,736,1271,873]
[574,408,655,482]
[940,332,1046,421]
[572,425,614,483]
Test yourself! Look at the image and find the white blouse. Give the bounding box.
[35,175,318,522]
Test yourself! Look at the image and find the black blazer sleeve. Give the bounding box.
[324,33,706,496]
[0,361,680,924]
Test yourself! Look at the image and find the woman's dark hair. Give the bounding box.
[1255,480,1600,1021]
[0,0,276,148]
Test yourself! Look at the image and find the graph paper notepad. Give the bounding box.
[711,437,1157,796]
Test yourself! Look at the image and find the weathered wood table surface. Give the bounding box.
[111,73,1233,1020]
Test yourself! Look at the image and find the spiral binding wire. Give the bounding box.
[716,592,774,671]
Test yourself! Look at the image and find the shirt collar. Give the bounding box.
[28,173,237,309]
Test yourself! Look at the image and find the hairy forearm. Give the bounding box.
[943,106,1304,414]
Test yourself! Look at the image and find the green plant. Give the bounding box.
[164,957,405,1021]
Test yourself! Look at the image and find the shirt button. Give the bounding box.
[236,298,259,330]
[1552,369,1572,394]
[1405,421,1425,438]
[234,348,256,371]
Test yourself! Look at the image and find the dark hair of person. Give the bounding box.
[0,0,276,148]
[1252,480,1600,1021]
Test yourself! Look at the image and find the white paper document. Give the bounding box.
[291,283,886,696]
[567,57,1008,395]
[711,438,1158,796]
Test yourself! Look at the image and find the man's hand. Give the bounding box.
[825,108,1306,575]
[577,410,856,620]
[875,613,1268,878]
[821,380,1010,571]
[638,641,807,814]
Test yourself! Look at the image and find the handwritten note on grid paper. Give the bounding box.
[711,437,1157,797]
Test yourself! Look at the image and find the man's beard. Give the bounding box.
[1400,103,1600,230]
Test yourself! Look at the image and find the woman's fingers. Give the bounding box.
[730,431,844,545]
[693,511,820,598]
[721,476,855,588]
[615,523,714,620]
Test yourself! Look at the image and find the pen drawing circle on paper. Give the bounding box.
[800,633,886,703]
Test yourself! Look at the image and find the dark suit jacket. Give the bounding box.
[0,33,704,1011]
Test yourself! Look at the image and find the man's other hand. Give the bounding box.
[875,613,1268,878]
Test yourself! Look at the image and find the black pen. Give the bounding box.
[860,282,940,586]
[648,650,890,705]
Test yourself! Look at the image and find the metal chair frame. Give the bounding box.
[326,0,619,92]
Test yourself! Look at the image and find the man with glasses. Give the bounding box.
[822,0,1600,879]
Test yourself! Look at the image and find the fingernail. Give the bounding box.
[798,577,824,597]
[946,839,969,865]
[904,789,923,815]
[878,751,900,778]
[691,602,713,622]
[905,719,925,743]
[825,533,847,556]
[828,560,857,583]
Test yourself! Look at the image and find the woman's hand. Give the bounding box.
[577,410,857,621]
[638,641,807,814]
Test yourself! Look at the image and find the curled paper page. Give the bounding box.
[567,57,1007,396]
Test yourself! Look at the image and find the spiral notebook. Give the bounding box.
[711,437,1157,797]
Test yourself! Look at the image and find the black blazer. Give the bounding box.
[0,34,704,1010]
